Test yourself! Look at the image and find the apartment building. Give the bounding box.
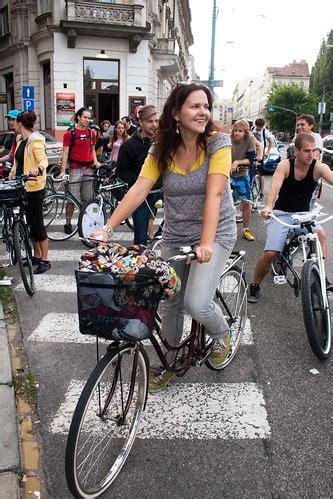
[0,0,193,139]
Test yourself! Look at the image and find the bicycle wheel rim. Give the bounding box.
[301,261,331,359]
[78,199,106,244]
[66,345,148,498]
[206,267,247,370]
[13,222,35,296]
[44,193,79,241]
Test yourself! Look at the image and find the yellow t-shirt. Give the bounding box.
[140,141,231,183]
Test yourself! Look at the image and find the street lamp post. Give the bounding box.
[208,0,218,93]
[268,105,298,137]
[318,44,333,133]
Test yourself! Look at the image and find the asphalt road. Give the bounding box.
[5,174,333,498]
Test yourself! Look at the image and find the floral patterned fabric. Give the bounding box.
[76,243,181,341]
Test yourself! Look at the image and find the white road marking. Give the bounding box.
[50,380,270,439]
[29,313,253,345]
[15,274,75,292]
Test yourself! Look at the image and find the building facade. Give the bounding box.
[232,60,310,123]
[0,0,193,139]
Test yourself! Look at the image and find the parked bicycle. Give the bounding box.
[65,246,247,497]
[78,171,134,246]
[0,175,36,295]
[269,211,332,360]
[43,165,132,242]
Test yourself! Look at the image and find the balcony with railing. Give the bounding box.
[60,0,152,52]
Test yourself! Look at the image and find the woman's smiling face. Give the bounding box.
[175,89,210,135]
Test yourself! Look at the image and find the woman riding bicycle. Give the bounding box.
[92,82,236,391]
[9,110,50,274]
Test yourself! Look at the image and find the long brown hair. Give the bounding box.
[153,83,216,173]
[109,120,128,146]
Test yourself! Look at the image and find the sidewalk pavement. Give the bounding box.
[0,301,21,498]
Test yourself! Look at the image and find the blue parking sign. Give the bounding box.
[23,99,34,112]
[22,86,34,99]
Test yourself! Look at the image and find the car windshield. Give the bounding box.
[323,137,333,150]
[41,132,58,143]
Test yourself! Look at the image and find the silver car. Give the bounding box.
[0,130,62,168]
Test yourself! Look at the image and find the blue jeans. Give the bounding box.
[132,193,160,245]
[160,242,233,359]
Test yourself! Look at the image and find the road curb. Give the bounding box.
[0,301,43,498]
[0,301,21,497]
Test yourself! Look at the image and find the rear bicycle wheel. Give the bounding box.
[204,266,247,371]
[65,343,149,498]
[301,260,331,360]
[251,175,261,211]
[43,193,80,241]
[13,221,35,296]
[78,198,107,247]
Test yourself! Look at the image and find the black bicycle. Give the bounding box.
[0,175,35,295]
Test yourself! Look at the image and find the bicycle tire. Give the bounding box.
[43,192,80,241]
[13,221,35,296]
[3,216,17,265]
[251,175,261,211]
[65,343,149,498]
[78,198,107,248]
[301,260,331,360]
[204,266,247,371]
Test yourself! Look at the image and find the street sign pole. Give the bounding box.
[208,0,217,93]
[318,88,326,134]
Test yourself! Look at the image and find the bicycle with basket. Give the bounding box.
[65,243,247,498]
[0,174,36,295]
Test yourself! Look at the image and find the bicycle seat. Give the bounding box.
[291,211,319,224]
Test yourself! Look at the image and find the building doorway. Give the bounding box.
[83,58,119,126]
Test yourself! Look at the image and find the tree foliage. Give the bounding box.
[309,29,333,131]
[264,83,317,134]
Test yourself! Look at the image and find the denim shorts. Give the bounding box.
[264,210,321,253]
[230,175,251,202]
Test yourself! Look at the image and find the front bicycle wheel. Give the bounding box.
[78,198,107,247]
[65,343,149,498]
[43,193,80,241]
[204,266,247,371]
[13,221,35,296]
[301,260,331,360]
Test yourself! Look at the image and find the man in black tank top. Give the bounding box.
[248,133,333,303]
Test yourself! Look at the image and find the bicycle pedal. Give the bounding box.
[273,276,287,285]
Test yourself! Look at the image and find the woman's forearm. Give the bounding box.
[200,191,222,246]
[106,177,154,231]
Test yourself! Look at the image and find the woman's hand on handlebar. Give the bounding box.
[90,229,109,242]
[195,244,213,264]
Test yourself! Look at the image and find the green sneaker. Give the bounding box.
[208,332,231,368]
[148,369,174,393]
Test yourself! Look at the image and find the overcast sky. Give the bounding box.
[189,0,332,99]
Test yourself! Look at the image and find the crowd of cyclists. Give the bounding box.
[1,86,333,391]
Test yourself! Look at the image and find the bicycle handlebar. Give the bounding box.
[268,211,333,229]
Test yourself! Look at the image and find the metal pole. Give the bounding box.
[318,87,325,134]
[208,0,217,93]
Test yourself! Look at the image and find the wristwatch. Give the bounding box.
[101,225,114,238]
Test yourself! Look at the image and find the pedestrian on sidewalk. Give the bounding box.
[9,111,50,274]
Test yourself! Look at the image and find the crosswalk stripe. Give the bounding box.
[28,312,254,345]
[50,380,270,439]
[15,274,75,292]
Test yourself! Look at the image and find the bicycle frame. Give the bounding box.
[270,211,332,306]
[149,250,246,375]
